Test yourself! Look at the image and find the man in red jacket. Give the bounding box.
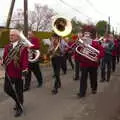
[24,31,43,91]
[76,31,104,98]
[0,29,28,117]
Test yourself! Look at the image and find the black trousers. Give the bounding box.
[24,62,43,89]
[74,59,80,79]
[116,54,119,63]
[112,56,116,72]
[51,56,61,90]
[60,55,67,74]
[4,75,23,108]
[79,67,98,96]
[101,59,111,81]
[66,53,74,70]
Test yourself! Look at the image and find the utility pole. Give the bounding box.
[6,0,15,28]
[112,27,114,35]
[105,16,111,35]
[108,16,111,33]
[24,0,28,37]
[115,27,117,35]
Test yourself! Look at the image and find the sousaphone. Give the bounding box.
[52,15,72,37]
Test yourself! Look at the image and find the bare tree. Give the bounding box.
[28,11,36,30]
[11,4,55,31]
[11,9,24,29]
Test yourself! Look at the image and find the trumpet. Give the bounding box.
[19,31,40,63]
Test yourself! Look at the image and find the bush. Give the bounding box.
[0,29,9,48]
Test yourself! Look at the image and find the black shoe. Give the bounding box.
[74,77,79,81]
[112,70,115,72]
[100,79,105,82]
[13,105,17,111]
[51,89,58,95]
[52,75,55,78]
[24,88,29,92]
[77,93,85,98]
[14,108,23,117]
[106,79,110,82]
[37,83,42,88]
[63,71,66,75]
[72,66,74,70]
[92,90,97,94]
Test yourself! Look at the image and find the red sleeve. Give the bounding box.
[97,43,105,59]
[115,39,119,48]
[20,47,29,71]
[3,45,9,62]
[65,41,76,53]
[30,37,40,49]
[92,41,104,59]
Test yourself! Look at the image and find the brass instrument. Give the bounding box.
[3,41,24,66]
[76,39,99,62]
[68,39,100,62]
[19,31,40,63]
[52,15,72,37]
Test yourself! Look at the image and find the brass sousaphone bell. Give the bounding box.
[52,16,72,37]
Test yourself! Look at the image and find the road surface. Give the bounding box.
[0,63,120,120]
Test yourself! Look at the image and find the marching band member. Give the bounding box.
[69,34,80,80]
[66,34,82,80]
[48,33,62,94]
[59,37,69,74]
[100,34,114,82]
[0,29,28,117]
[116,37,120,63]
[64,37,74,70]
[73,32,83,80]
[76,31,104,98]
[112,35,118,72]
[24,31,43,91]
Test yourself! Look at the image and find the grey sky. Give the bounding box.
[0,0,120,33]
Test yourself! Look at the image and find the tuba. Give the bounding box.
[52,15,72,37]
[19,31,40,63]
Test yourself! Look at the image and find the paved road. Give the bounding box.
[0,63,120,120]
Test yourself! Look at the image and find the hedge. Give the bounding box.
[0,29,9,48]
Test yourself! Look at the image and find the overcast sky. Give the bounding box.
[0,0,120,33]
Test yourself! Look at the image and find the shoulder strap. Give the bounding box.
[4,42,24,66]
